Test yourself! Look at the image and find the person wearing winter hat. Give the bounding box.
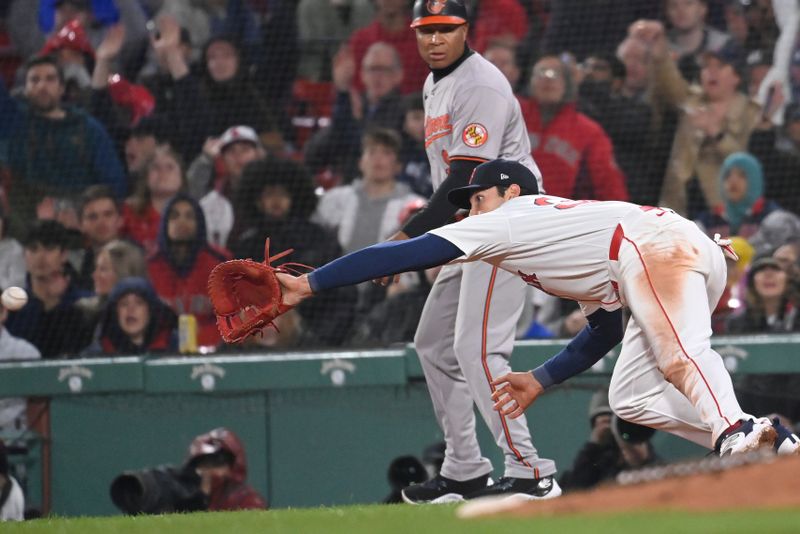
[82,276,177,356]
[186,428,267,511]
[727,256,800,333]
[694,151,800,256]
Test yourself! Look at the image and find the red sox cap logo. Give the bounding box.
[427,0,447,14]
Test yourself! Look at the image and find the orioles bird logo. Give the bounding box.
[427,0,447,14]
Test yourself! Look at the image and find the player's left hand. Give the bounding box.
[490,372,544,419]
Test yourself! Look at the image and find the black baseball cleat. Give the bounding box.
[401,473,490,504]
[464,475,562,501]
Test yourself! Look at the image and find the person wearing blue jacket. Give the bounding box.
[0,55,126,237]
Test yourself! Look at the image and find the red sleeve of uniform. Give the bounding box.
[584,121,629,201]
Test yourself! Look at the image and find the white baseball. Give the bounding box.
[1,286,28,311]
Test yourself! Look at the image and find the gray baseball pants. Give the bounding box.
[415,261,557,481]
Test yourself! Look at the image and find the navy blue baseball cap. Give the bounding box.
[447,159,539,209]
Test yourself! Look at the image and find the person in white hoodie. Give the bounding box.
[313,128,424,254]
[0,440,25,521]
[0,292,41,436]
[0,206,25,291]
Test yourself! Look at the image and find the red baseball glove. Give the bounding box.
[208,239,310,343]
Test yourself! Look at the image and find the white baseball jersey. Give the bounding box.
[423,52,543,191]
[429,195,641,314]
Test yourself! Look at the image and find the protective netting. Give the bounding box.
[1,0,799,357]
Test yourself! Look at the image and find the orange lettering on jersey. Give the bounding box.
[425,114,452,148]
[441,149,450,165]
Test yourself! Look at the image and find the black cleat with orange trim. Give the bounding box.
[401,473,490,504]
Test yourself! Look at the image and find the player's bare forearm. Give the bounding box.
[276,273,313,307]
[490,372,544,419]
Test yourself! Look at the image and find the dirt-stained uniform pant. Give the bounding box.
[415,261,557,481]
[608,209,751,449]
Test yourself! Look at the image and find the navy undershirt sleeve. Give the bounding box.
[308,234,464,292]
[532,308,624,388]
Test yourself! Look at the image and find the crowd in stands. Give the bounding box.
[0,0,800,363]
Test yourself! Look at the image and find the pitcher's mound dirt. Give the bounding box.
[458,454,800,519]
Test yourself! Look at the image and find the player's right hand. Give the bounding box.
[490,372,544,419]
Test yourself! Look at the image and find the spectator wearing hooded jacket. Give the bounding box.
[186,427,267,511]
[231,158,357,347]
[0,55,126,238]
[147,194,229,349]
[122,143,187,257]
[198,35,283,148]
[522,54,629,201]
[695,152,800,255]
[83,277,177,356]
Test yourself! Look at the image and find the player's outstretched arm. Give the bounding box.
[300,233,464,293]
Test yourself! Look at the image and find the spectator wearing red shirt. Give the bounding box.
[122,144,187,257]
[469,0,529,54]
[348,0,428,94]
[523,55,629,201]
[147,194,229,348]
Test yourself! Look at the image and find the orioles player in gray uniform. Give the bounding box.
[379,0,558,503]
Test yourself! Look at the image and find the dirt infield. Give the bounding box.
[459,454,800,519]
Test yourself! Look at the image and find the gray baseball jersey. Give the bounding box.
[415,51,555,483]
[423,53,543,191]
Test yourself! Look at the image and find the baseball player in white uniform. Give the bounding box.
[372,0,557,503]
[277,159,800,474]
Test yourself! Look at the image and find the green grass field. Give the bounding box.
[3,505,800,534]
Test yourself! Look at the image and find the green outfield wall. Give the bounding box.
[0,335,798,516]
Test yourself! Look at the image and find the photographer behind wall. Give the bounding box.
[111,427,267,514]
[559,389,660,491]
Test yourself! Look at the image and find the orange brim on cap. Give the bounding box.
[410,16,467,28]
